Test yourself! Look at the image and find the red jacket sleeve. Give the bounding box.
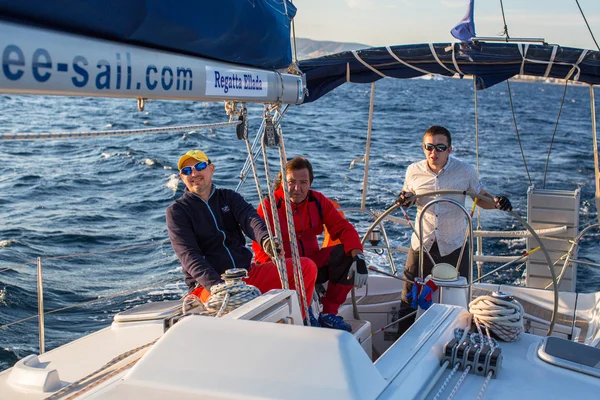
[251,199,273,264]
[316,191,363,254]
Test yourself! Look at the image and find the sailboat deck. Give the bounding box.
[416,332,600,399]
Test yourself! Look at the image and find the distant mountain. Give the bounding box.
[295,38,370,60]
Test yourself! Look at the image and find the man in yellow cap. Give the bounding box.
[166,150,317,314]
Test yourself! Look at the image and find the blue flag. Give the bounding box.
[451,0,476,42]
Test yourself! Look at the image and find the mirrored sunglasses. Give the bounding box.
[423,143,449,152]
[180,161,210,176]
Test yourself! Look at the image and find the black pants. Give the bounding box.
[313,244,354,286]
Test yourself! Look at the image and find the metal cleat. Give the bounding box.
[455,341,471,370]
[486,347,503,378]
[464,344,482,372]
[442,338,458,367]
[474,344,491,376]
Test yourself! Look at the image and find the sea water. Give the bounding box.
[0,77,598,371]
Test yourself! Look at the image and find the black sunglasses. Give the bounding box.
[180,161,211,176]
[423,143,449,152]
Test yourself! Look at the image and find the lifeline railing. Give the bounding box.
[324,203,582,290]
[0,240,179,354]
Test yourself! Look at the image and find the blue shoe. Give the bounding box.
[307,306,321,327]
[319,313,352,332]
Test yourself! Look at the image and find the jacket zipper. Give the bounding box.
[195,188,237,269]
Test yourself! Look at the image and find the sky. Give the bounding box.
[293,0,600,50]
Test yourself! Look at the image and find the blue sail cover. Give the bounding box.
[0,0,296,69]
[299,42,600,103]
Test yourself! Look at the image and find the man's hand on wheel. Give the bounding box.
[396,191,416,208]
[494,196,512,211]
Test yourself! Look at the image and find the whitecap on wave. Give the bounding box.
[123,297,142,304]
[100,152,132,159]
[166,174,180,191]
[499,237,526,249]
[147,288,181,296]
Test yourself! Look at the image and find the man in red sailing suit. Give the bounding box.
[252,157,368,331]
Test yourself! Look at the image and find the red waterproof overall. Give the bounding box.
[252,188,362,315]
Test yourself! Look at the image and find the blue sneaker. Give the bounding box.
[307,306,321,327]
[319,313,352,332]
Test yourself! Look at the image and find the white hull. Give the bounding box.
[2,275,599,399]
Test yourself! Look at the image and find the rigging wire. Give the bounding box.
[506,80,533,185]
[543,78,570,188]
[0,240,170,274]
[499,0,510,39]
[575,0,600,51]
[237,104,290,291]
[473,75,484,279]
[0,122,239,141]
[0,277,182,330]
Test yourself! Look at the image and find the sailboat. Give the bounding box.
[1,0,600,398]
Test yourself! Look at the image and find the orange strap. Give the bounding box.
[322,199,345,248]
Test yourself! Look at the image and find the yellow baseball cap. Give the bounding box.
[177,150,210,170]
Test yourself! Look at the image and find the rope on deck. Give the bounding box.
[469,295,524,342]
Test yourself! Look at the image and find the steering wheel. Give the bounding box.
[358,189,558,336]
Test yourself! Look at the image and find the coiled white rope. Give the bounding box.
[469,295,524,342]
[181,294,202,315]
[206,279,261,317]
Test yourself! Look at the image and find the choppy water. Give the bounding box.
[1,77,599,371]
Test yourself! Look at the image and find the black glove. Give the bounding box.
[347,253,368,288]
[261,236,282,260]
[494,196,512,211]
[396,191,416,208]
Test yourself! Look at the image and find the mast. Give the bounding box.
[361,82,376,212]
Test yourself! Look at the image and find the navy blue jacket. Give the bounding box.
[166,186,268,291]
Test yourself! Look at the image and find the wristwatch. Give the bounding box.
[354,253,365,260]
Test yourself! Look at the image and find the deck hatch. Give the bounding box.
[537,336,600,377]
